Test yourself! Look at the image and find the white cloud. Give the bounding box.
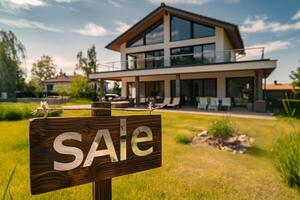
[0,0,43,10]
[149,0,239,5]
[0,18,61,32]
[74,21,131,37]
[74,23,109,37]
[0,0,80,10]
[114,21,130,33]
[242,40,291,60]
[240,15,300,33]
[292,10,300,21]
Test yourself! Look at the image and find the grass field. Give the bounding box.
[1,104,300,199]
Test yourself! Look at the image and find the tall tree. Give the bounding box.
[75,44,98,78]
[31,55,57,84]
[0,30,26,98]
[290,65,300,88]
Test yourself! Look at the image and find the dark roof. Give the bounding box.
[43,74,75,83]
[105,3,244,52]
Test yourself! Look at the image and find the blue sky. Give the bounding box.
[0,0,299,83]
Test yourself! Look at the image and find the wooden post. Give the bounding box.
[91,102,112,200]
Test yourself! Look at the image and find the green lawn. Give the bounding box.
[1,105,300,199]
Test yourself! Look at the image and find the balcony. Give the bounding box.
[96,47,266,73]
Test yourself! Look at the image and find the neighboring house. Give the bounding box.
[90,3,277,109]
[43,74,74,94]
[264,81,300,100]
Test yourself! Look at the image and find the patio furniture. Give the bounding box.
[221,97,231,110]
[167,97,180,108]
[156,97,171,108]
[197,97,208,110]
[208,97,219,111]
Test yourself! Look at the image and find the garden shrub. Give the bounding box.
[175,134,193,144]
[274,131,300,190]
[208,117,235,138]
[0,103,62,121]
[3,109,23,121]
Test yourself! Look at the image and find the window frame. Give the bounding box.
[126,49,164,70]
[170,15,215,42]
[170,43,216,66]
[127,19,164,48]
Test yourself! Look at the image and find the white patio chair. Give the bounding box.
[197,97,208,110]
[167,97,180,108]
[155,97,171,108]
[208,97,219,111]
[221,97,231,110]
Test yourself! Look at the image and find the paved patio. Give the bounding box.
[63,104,276,120]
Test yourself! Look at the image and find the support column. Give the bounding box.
[256,70,263,100]
[99,79,105,102]
[175,74,181,97]
[135,76,140,106]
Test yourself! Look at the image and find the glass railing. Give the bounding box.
[96,47,265,73]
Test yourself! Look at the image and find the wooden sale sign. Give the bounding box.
[29,115,161,195]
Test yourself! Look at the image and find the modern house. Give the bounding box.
[90,3,277,110]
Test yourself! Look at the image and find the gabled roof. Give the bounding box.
[43,74,75,83]
[105,3,244,52]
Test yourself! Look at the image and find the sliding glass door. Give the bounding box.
[171,78,217,106]
[127,81,164,103]
[226,77,254,107]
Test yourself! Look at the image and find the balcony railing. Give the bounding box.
[96,47,265,73]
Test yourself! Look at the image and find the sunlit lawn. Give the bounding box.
[1,102,300,199]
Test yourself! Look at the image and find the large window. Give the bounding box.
[171,43,215,66]
[226,77,254,107]
[145,50,164,69]
[127,81,164,103]
[171,78,217,106]
[127,50,164,70]
[127,20,164,47]
[145,23,164,45]
[171,16,191,41]
[171,15,215,41]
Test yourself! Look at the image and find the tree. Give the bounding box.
[290,66,300,88]
[112,81,121,95]
[75,44,98,78]
[0,30,26,98]
[31,55,57,84]
[69,75,92,98]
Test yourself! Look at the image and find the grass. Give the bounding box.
[1,102,300,199]
[274,131,300,190]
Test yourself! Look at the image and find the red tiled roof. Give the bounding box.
[43,75,75,83]
[264,83,300,91]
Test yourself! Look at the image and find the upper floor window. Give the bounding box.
[171,16,191,41]
[170,43,216,66]
[127,50,164,70]
[171,16,215,41]
[127,20,164,48]
[145,23,164,45]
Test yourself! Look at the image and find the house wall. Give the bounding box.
[119,12,233,70]
[121,70,255,98]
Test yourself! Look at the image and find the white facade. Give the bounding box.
[90,5,277,107]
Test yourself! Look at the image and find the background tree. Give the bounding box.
[290,66,300,88]
[69,75,92,98]
[112,81,121,95]
[0,30,26,99]
[31,55,57,84]
[75,44,98,78]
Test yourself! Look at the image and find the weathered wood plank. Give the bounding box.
[29,115,161,195]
